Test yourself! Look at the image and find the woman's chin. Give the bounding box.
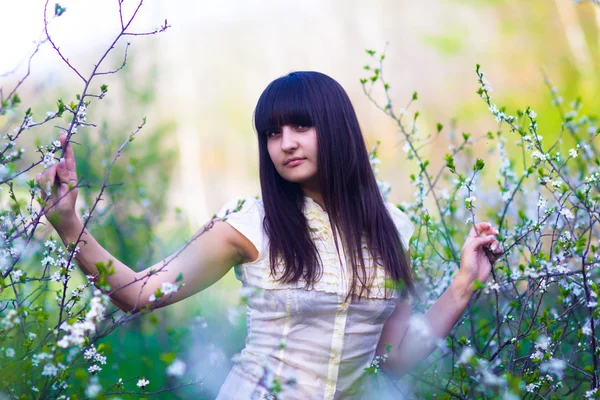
[281,174,317,185]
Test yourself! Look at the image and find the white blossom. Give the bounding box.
[540,358,566,378]
[482,370,505,387]
[42,363,59,376]
[465,196,476,209]
[84,346,97,360]
[530,350,544,361]
[537,196,547,211]
[569,148,578,158]
[11,269,24,280]
[1,309,21,331]
[457,347,475,364]
[582,320,592,336]
[526,382,540,392]
[166,358,186,377]
[57,290,108,348]
[161,282,179,295]
[42,152,58,169]
[32,352,53,367]
[481,77,492,92]
[88,364,102,373]
[402,142,411,153]
[136,378,149,388]
[559,208,574,221]
[85,377,101,398]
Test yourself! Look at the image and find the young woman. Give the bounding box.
[37,71,503,399]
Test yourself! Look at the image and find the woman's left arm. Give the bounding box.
[377,222,503,378]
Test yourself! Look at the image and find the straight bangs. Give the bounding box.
[254,75,315,136]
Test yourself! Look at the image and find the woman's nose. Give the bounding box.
[280,126,298,151]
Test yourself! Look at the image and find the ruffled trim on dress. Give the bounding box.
[262,197,412,300]
[263,196,341,294]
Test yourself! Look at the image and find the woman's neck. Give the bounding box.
[301,186,326,212]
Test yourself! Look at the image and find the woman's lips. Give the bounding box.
[286,158,305,167]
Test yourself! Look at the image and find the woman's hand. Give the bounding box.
[456,222,503,288]
[35,133,79,231]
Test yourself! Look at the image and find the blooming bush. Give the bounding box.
[359,38,600,397]
[0,2,203,398]
[2,1,600,399]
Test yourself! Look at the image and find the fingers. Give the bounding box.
[35,134,78,199]
[58,133,78,184]
[479,234,503,254]
[469,222,503,254]
[36,164,58,197]
[55,157,71,184]
[61,134,77,175]
[473,222,498,236]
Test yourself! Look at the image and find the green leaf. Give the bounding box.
[159,352,177,365]
[473,158,485,171]
[100,84,108,93]
[472,280,485,291]
[445,154,456,172]
[412,91,418,101]
[57,99,65,117]
[11,93,21,106]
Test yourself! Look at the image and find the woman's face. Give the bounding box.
[266,124,319,190]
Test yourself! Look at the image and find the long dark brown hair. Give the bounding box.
[254,71,415,301]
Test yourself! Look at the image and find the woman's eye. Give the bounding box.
[295,125,308,131]
[266,130,280,138]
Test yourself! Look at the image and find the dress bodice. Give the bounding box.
[214,196,415,399]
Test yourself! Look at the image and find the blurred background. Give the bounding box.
[1,0,600,397]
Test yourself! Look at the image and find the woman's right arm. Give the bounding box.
[54,213,253,313]
[39,134,256,313]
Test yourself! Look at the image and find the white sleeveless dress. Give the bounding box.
[214,195,415,400]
